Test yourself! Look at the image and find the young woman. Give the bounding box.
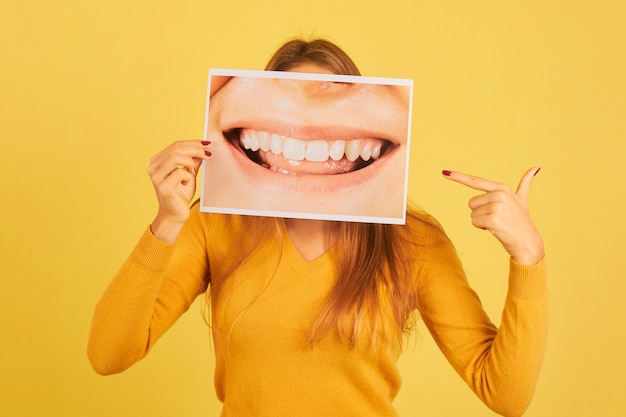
[88,38,547,417]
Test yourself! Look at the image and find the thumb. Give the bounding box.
[516,167,541,202]
[193,157,204,176]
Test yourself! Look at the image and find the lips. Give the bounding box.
[224,128,393,175]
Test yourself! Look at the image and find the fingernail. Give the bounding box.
[204,150,212,157]
[534,167,541,177]
[442,170,452,176]
[201,140,211,146]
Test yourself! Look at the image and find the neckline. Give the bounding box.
[279,219,338,268]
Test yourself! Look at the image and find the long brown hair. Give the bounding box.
[264,38,361,76]
[265,38,425,348]
[212,38,431,349]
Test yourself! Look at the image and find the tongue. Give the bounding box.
[258,150,358,175]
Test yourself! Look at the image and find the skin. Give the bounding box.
[442,167,545,265]
[147,63,544,265]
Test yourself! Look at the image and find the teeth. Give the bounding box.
[245,130,260,151]
[345,140,361,162]
[329,140,345,161]
[360,142,372,161]
[270,133,282,154]
[306,140,330,162]
[282,138,305,160]
[371,145,381,159]
[240,130,252,150]
[258,131,271,152]
[239,129,385,163]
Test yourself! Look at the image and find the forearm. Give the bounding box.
[87,229,175,375]
[465,258,548,416]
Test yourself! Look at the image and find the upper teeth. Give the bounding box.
[239,129,383,162]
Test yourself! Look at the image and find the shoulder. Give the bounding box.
[403,206,451,247]
[188,201,255,235]
[188,202,280,253]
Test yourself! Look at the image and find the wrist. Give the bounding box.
[150,214,186,244]
[511,241,545,266]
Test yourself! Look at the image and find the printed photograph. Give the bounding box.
[200,69,413,224]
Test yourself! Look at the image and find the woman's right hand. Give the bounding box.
[147,140,212,243]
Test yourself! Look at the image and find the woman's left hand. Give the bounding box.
[442,167,545,265]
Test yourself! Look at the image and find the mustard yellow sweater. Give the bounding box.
[88,206,548,417]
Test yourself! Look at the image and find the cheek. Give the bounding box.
[351,92,410,145]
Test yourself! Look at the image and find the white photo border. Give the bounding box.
[200,68,414,225]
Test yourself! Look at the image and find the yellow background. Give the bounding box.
[1,1,624,415]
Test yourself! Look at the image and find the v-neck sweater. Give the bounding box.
[88,206,548,417]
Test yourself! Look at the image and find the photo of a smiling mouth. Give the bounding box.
[224,128,394,175]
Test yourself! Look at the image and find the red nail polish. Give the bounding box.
[534,167,541,177]
[204,150,212,157]
[442,170,452,176]
[201,140,211,146]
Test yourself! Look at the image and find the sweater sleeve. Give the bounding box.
[87,208,210,375]
[417,229,548,417]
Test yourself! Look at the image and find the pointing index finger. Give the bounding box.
[442,170,507,192]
